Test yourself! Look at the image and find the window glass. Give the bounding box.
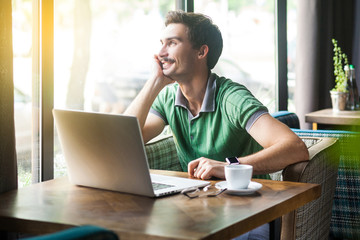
[54,0,174,177]
[13,0,37,187]
[195,0,276,112]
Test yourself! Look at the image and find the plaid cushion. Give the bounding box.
[294,129,360,239]
[145,136,182,171]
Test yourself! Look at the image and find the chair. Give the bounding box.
[145,134,339,240]
[23,225,119,240]
[271,111,300,129]
[280,137,339,240]
[271,111,360,239]
[293,129,360,239]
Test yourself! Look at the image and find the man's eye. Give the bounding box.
[168,41,176,46]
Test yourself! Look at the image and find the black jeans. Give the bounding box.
[233,223,270,240]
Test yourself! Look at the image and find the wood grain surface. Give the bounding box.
[0,170,320,240]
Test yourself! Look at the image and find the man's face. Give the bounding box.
[158,23,199,80]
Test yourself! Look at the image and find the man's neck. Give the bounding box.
[178,72,209,117]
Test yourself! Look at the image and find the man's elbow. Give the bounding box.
[294,138,309,163]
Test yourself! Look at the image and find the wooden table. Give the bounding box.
[305,108,360,130]
[0,170,321,240]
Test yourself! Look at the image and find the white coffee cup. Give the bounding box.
[224,164,253,190]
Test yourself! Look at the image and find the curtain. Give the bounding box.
[353,0,360,89]
[296,0,355,129]
[0,0,18,193]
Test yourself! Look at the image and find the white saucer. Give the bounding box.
[215,181,262,195]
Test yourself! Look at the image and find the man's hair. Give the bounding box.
[165,10,223,70]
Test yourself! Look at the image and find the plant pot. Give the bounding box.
[330,91,348,112]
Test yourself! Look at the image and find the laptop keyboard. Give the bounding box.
[152,182,175,190]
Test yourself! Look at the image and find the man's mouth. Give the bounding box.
[161,57,175,69]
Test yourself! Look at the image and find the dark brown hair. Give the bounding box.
[165,10,223,70]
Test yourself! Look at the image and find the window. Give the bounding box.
[13,0,290,183]
[195,0,277,112]
[13,0,39,187]
[53,0,175,177]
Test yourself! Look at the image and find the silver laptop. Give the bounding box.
[53,109,210,197]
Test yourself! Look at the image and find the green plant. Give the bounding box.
[332,38,349,92]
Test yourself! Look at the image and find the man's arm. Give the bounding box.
[241,113,309,174]
[188,113,309,179]
[124,55,173,143]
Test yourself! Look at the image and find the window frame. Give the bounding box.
[39,0,54,181]
[276,0,288,111]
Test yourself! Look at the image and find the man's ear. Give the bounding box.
[198,45,209,59]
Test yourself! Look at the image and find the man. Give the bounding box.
[125,10,308,240]
[125,10,308,180]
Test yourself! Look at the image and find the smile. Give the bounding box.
[161,57,175,69]
[161,57,175,63]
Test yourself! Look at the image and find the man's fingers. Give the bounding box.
[200,168,212,180]
[194,166,206,179]
[188,159,200,177]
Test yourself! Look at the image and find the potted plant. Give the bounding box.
[330,38,349,112]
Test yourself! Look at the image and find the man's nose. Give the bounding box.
[158,44,168,57]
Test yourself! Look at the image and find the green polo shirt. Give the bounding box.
[150,73,269,174]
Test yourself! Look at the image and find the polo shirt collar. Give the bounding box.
[175,73,216,114]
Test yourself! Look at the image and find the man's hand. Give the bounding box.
[124,54,175,143]
[152,54,175,88]
[188,157,227,180]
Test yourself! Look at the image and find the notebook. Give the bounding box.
[53,109,210,197]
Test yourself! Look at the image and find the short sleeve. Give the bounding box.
[150,84,177,125]
[219,80,268,130]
